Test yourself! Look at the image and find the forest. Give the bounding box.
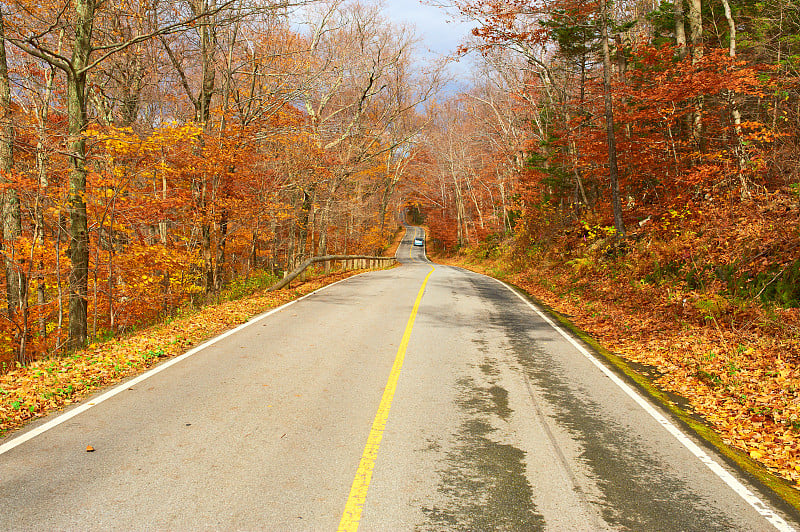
[0,0,444,366]
[2,0,800,486]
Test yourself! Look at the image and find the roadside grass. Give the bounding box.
[0,268,371,439]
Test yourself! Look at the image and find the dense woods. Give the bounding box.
[418,0,800,265]
[411,0,800,322]
[0,0,440,367]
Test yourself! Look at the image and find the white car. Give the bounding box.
[413,237,424,247]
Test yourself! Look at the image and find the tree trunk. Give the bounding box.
[214,208,228,291]
[687,0,703,62]
[317,176,342,256]
[674,0,688,59]
[35,43,60,341]
[107,203,115,333]
[191,0,217,292]
[687,0,704,146]
[67,76,90,348]
[0,9,27,363]
[452,172,467,247]
[297,187,313,260]
[721,0,749,198]
[378,175,399,232]
[499,181,510,233]
[571,54,590,208]
[601,0,626,237]
[64,0,96,350]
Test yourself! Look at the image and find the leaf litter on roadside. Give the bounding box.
[437,253,800,488]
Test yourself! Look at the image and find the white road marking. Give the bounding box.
[0,274,362,457]
[496,279,795,532]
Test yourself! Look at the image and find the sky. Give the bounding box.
[381,1,472,57]
[380,0,478,88]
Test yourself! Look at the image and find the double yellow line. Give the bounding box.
[338,267,435,531]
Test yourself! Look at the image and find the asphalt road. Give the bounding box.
[1,226,798,530]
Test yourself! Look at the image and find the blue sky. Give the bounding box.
[381,0,477,87]
[381,1,472,57]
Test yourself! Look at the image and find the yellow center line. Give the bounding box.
[338,267,435,532]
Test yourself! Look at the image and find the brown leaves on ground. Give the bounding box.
[0,269,366,439]
[436,252,800,487]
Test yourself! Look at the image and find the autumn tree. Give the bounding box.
[0,0,441,368]
[0,6,26,362]
[295,0,442,256]
[3,0,231,347]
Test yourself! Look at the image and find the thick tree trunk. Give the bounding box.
[674,0,688,59]
[601,0,626,237]
[67,74,90,349]
[687,0,704,146]
[65,0,96,350]
[0,9,27,363]
[687,0,703,62]
[190,0,217,292]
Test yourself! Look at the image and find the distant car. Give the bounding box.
[413,237,424,247]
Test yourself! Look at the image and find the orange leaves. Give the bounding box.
[491,259,800,483]
[439,184,800,485]
[457,0,552,49]
[680,164,724,186]
[626,48,768,105]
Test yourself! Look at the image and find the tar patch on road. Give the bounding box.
[471,276,738,531]
[420,373,544,531]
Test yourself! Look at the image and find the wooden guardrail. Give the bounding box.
[267,255,397,292]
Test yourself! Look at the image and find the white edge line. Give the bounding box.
[494,278,795,532]
[0,274,361,457]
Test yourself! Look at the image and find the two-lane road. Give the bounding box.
[1,226,798,530]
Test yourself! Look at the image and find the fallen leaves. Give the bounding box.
[438,251,800,487]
